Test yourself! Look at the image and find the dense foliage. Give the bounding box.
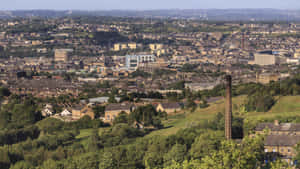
[93,31,128,46]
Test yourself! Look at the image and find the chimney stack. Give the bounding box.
[225,75,232,140]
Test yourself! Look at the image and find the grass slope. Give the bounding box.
[246,96,300,119]
[149,95,300,136]
[148,96,246,137]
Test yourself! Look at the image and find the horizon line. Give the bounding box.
[1,8,300,11]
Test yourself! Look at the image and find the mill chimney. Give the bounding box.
[225,75,232,140]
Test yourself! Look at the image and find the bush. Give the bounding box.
[0,126,40,146]
[245,92,275,112]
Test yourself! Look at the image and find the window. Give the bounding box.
[273,148,276,152]
[107,115,110,120]
[288,148,291,153]
[265,149,268,152]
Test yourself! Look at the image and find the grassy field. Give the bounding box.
[149,95,300,137]
[245,96,300,120]
[76,128,109,148]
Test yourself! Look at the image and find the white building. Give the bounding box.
[185,82,218,91]
[61,109,72,116]
[125,54,156,70]
[254,51,279,66]
[41,104,54,117]
[287,58,300,64]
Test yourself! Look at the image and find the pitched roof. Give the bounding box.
[160,102,181,109]
[207,96,224,103]
[105,103,133,111]
[72,105,85,111]
[255,123,300,132]
[265,135,300,146]
[61,109,72,116]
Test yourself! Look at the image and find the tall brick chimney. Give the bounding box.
[225,75,232,140]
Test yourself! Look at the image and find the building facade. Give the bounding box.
[54,49,73,62]
[255,121,300,164]
[254,51,279,66]
[125,54,156,71]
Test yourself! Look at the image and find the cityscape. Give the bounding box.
[1,1,300,169]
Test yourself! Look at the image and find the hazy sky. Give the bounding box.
[1,0,299,10]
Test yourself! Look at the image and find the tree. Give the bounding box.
[36,118,63,134]
[186,98,197,112]
[113,111,129,125]
[199,99,209,108]
[189,130,223,160]
[93,31,128,46]
[199,136,264,169]
[63,152,99,169]
[87,129,101,152]
[108,95,117,103]
[111,123,144,139]
[209,112,244,139]
[168,81,185,90]
[270,160,292,169]
[0,111,10,129]
[10,161,34,169]
[181,64,198,72]
[0,87,10,97]
[0,148,10,169]
[37,159,63,169]
[92,105,105,118]
[129,105,162,128]
[145,146,164,169]
[164,144,187,166]
[10,98,41,128]
[131,69,151,78]
[245,92,275,112]
[99,150,116,169]
[164,160,202,169]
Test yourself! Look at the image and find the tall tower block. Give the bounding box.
[225,75,232,140]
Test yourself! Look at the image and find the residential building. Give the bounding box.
[71,105,95,120]
[41,104,54,117]
[125,54,156,70]
[156,102,182,114]
[81,96,121,104]
[114,43,137,51]
[255,121,300,164]
[149,44,163,51]
[60,108,72,116]
[256,73,280,84]
[104,103,134,123]
[54,49,73,62]
[264,135,300,164]
[185,82,218,91]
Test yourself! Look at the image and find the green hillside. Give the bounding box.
[245,96,300,119]
[147,96,246,136]
[148,95,300,137]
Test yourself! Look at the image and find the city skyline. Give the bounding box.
[0,0,299,10]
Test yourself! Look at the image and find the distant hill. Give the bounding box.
[1,9,300,21]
